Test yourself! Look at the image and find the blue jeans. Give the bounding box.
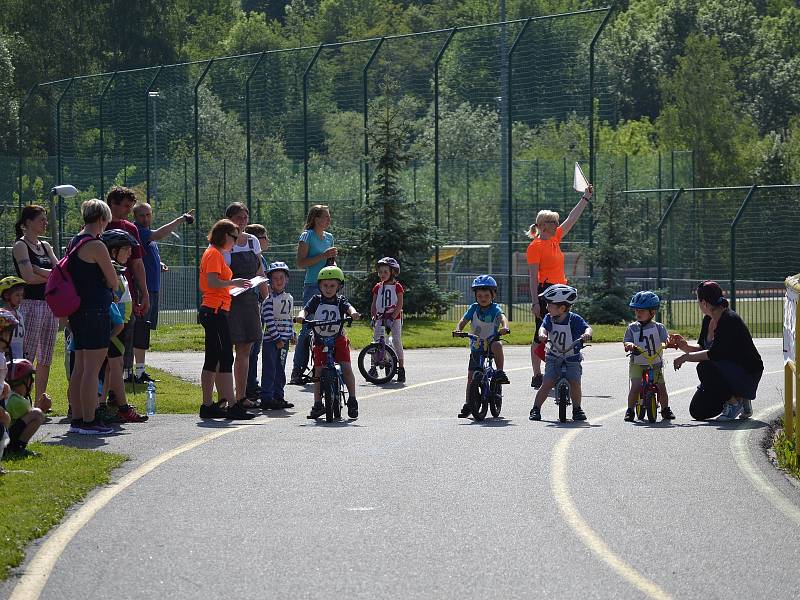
[261,339,288,401]
[246,339,261,393]
[292,283,318,373]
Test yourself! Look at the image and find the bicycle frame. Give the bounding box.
[546,338,586,422]
[453,331,505,419]
[303,316,352,420]
[371,308,396,364]
[628,343,664,422]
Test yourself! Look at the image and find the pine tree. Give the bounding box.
[349,78,456,317]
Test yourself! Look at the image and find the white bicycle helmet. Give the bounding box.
[539,284,578,304]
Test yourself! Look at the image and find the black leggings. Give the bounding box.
[689,361,732,420]
[199,308,233,373]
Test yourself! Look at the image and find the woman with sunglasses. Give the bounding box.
[526,183,593,390]
[198,219,254,420]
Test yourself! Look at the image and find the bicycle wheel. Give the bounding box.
[357,343,398,384]
[469,373,488,421]
[333,380,342,420]
[635,399,646,421]
[645,388,658,423]
[321,372,335,423]
[489,379,502,417]
[557,381,569,423]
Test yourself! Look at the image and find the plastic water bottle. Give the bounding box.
[146,381,156,416]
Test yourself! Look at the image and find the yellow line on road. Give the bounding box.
[10,425,245,600]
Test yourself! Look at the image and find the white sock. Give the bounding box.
[135,363,145,378]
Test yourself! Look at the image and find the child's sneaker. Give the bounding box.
[572,407,587,421]
[661,406,676,420]
[396,367,406,383]
[78,421,114,435]
[624,408,635,422]
[531,374,543,389]
[494,370,510,384]
[68,419,84,434]
[307,402,325,419]
[347,397,358,419]
[529,405,541,421]
[458,403,472,418]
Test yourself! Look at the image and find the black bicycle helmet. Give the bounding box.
[100,229,139,250]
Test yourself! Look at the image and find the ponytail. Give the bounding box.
[15,205,46,239]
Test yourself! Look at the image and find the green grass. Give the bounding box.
[0,443,126,580]
[150,319,698,353]
[772,424,800,479]
[46,344,203,416]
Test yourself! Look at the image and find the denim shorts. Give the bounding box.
[544,355,582,383]
[68,306,111,351]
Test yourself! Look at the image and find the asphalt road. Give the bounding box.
[4,339,797,600]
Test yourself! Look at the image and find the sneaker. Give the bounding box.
[117,404,149,423]
[531,374,543,389]
[68,419,84,434]
[246,387,262,400]
[529,405,541,421]
[307,403,325,419]
[396,367,406,383]
[226,402,256,420]
[740,398,753,419]
[458,403,472,418]
[368,366,378,378]
[135,371,156,384]
[6,446,40,458]
[199,401,228,419]
[717,401,743,421]
[273,398,294,409]
[572,407,587,421]
[661,406,676,420]
[347,397,358,419]
[78,421,114,435]
[624,408,635,422]
[494,370,510,384]
[289,371,306,386]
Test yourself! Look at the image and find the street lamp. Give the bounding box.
[148,91,161,209]
[50,184,79,253]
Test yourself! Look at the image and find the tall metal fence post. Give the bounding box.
[303,44,325,216]
[194,59,214,304]
[655,188,684,289]
[99,71,118,197]
[434,28,457,287]
[56,77,76,253]
[245,52,267,215]
[17,84,37,210]
[507,17,533,322]
[730,184,758,312]
[362,38,385,205]
[145,66,164,204]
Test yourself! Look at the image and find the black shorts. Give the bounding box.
[109,320,133,358]
[68,307,111,351]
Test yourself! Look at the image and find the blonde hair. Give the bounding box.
[303,205,330,231]
[82,199,112,224]
[525,209,560,239]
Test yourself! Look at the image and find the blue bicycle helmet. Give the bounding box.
[471,275,498,291]
[629,290,660,309]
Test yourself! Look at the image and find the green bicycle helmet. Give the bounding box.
[317,265,345,284]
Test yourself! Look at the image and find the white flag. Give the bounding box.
[573,162,588,193]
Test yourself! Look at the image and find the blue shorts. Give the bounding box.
[68,306,111,351]
[544,356,582,383]
[468,350,485,372]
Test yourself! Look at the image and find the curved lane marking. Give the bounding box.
[10,426,243,600]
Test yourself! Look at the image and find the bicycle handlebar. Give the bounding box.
[626,343,665,363]
[452,330,509,343]
[299,315,353,327]
[545,337,589,357]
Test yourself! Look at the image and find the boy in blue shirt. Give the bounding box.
[529,284,592,422]
[453,275,510,419]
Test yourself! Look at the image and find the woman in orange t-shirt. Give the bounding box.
[526,183,593,389]
[198,219,254,420]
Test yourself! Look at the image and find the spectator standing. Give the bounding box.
[66,199,117,436]
[290,205,337,385]
[12,205,59,405]
[131,203,194,383]
[244,223,270,399]
[105,187,149,382]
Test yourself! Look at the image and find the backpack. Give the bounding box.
[44,235,96,318]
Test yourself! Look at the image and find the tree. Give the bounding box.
[0,35,18,154]
[350,78,457,316]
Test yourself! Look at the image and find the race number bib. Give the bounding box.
[312,303,342,337]
[272,293,293,320]
[376,283,398,313]
[549,320,575,357]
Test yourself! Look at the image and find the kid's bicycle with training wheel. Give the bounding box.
[453,330,509,421]
[358,308,398,385]
[548,338,588,423]
[628,343,664,423]
[301,315,352,422]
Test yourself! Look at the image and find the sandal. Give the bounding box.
[240,398,258,409]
